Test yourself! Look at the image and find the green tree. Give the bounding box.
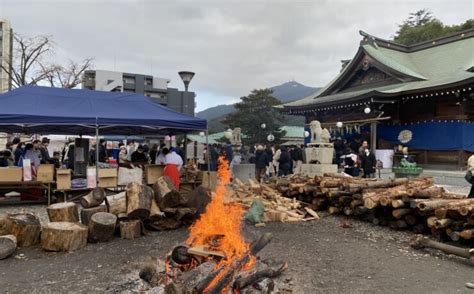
[224,89,286,146]
[393,9,474,45]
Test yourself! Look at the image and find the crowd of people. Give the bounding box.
[0,137,61,172]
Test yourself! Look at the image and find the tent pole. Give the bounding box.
[96,124,99,184]
[206,129,210,188]
[183,133,188,165]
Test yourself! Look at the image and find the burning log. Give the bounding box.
[120,219,142,240]
[88,212,117,243]
[80,205,108,226]
[126,183,154,220]
[41,222,88,251]
[80,187,106,208]
[204,233,273,293]
[5,213,41,247]
[0,235,16,259]
[105,192,127,215]
[233,262,288,290]
[47,202,79,222]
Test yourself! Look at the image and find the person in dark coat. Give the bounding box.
[149,144,159,164]
[254,145,268,183]
[98,140,108,163]
[131,145,148,163]
[40,137,53,164]
[14,142,25,166]
[277,146,292,176]
[360,141,376,178]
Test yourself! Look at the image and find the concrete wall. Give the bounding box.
[378,168,469,187]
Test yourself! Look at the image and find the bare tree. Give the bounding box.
[44,58,93,88]
[0,34,55,88]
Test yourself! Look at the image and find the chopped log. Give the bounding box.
[427,216,437,228]
[391,199,407,208]
[188,246,226,259]
[459,229,474,240]
[446,229,460,242]
[434,208,448,219]
[345,178,408,193]
[343,207,353,216]
[120,219,141,240]
[126,183,153,220]
[106,192,127,215]
[459,205,474,216]
[0,214,7,235]
[233,262,288,290]
[350,199,363,209]
[153,177,184,209]
[328,206,340,215]
[80,205,107,226]
[409,186,445,198]
[434,218,453,229]
[392,208,411,219]
[41,222,88,252]
[47,202,79,222]
[412,224,427,234]
[411,236,474,262]
[390,220,408,230]
[304,207,320,219]
[417,199,459,211]
[88,212,117,243]
[353,206,369,216]
[149,199,162,220]
[80,187,106,208]
[5,213,41,247]
[0,235,17,259]
[249,179,263,193]
[468,213,474,225]
[404,214,418,226]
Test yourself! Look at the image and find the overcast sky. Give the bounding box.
[0,0,472,111]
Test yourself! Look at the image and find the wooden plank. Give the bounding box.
[188,246,225,259]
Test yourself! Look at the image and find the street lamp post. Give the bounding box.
[178,71,195,165]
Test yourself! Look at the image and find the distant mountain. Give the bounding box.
[196,104,235,121]
[270,81,320,103]
[197,81,321,133]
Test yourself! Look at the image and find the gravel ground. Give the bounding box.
[1,205,473,294]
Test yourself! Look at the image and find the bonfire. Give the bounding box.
[140,157,287,293]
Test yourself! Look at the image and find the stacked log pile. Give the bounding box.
[265,174,473,244]
[227,179,319,223]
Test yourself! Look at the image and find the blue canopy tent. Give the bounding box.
[0,86,209,182]
[0,85,206,135]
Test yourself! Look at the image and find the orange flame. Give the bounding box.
[186,157,253,290]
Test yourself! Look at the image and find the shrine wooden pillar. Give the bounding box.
[370,122,377,152]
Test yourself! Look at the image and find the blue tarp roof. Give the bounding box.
[0,86,207,135]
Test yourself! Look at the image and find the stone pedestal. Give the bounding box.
[232,164,255,182]
[304,143,334,164]
[300,163,337,177]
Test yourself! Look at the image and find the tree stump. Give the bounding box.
[120,220,141,240]
[80,205,107,226]
[41,222,88,252]
[47,202,79,222]
[5,213,41,247]
[0,214,7,235]
[153,177,185,209]
[0,235,17,259]
[126,183,153,220]
[149,199,162,220]
[88,212,117,243]
[80,187,106,208]
[106,192,127,215]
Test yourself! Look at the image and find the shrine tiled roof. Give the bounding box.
[280,29,474,110]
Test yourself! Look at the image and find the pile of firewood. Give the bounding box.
[0,176,210,257]
[226,179,320,223]
[267,174,473,244]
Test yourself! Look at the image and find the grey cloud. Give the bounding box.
[0,0,472,110]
